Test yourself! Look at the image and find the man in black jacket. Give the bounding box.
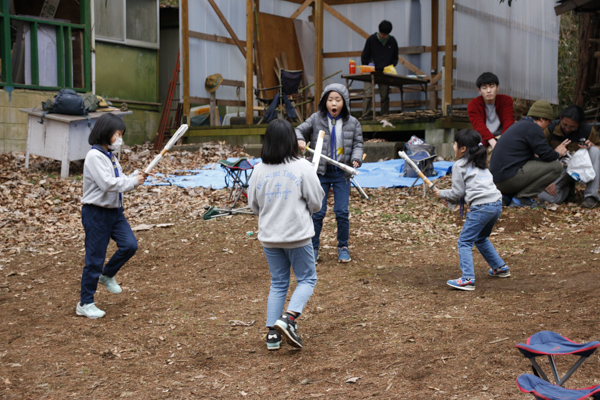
[489,100,570,208]
[360,20,399,120]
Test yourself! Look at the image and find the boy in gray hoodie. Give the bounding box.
[296,83,364,263]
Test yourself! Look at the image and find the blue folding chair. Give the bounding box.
[516,331,600,387]
[516,374,600,400]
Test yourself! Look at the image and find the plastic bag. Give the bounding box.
[566,148,596,183]
[383,64,397,74]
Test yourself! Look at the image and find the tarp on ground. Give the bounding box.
[143,158,454,189]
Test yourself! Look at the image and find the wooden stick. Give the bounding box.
[488,337,510,344]
[312,131,325,172]
[398,151,435,189]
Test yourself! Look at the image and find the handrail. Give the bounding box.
[8,14,86,29]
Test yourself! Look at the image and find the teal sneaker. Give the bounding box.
[76,302,106,319]
[266,330,281,351]
[99,275,122,294]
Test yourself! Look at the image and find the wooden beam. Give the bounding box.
[323,2,369,39]
[554,0,595,15]
[397,56,428,77]
[323,51,361,58]
[286,0,398,4]
[443,0,454,116]
[182,0,190,123]
[290,0,313,19]
[191,97,247,107]
[314,0,323,112]
[430,0,439,110]
[246,0,254,124]
[430,72,442,85]
[398,45,426,55]
[222,79,245,87]
[189,30,246,47]
[208,0,246,57]
[322,45,456,59]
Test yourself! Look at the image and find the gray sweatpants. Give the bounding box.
[538,146,600,203]
[495,159,563,199]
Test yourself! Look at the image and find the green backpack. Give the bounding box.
[80,93,100,113]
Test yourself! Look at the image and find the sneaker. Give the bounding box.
[502,195,513,207]
[266,330,281,351]
[76,302,106,319]
[489,265,510,278]
[338,247,351,263]
[446,277,475,291]
[581,197,598,209]
[510,197,544,208]
[274,315,303,349]
[99,275,122,294]
[314,248,319,263]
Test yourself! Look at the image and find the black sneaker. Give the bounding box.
[274,315,303,349]
[266,329,281,351]
[502,195,513,207]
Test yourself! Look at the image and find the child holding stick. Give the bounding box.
[296,83,364,263]
[433,129,509,291]
[78,114,148,318]
[248,119,325,350]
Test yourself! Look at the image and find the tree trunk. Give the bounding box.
[574,13,600,107]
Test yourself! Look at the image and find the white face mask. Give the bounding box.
[108,137,124,151]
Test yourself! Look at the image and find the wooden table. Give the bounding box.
[20,108,132,178]
[341,72,430,120]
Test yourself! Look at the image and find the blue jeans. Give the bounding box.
[81,205,138,304]
[312,166,350,249]
[457,201,505,279]
[263,244,317,327]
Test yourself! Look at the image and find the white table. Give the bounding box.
[20,108,132,178]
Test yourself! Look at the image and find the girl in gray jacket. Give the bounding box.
[296,84,364,263]
[77,114,148,319]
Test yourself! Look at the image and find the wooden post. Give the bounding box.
[246,0,254,125]
[443,0,454,116]
[314,0,323,112]
[430,0,439,110]
[181,0,190,124]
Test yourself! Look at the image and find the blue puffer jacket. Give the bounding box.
[295,83,364,178]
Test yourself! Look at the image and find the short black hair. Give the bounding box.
[318,90,349,120]
[475,72,499,89]
[379,20,392,34]
[88,114,126,145]
[560,105,585,124]
[261,119,299,165]
[455,129,487,169]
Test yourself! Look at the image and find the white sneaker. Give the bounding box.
[76,303,106,319]
[99,275,122,294]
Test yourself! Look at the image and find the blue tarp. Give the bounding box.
[143,157,454,189]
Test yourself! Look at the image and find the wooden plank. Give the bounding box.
[222,79,245,87]
[285,0,396,5]
[323,2,369,39]
[443,0,454,115]
[208,0,246,57]
[323,51,362,58]
[430,72,442,85]
[182,0,190,122]
[397,45,426,55]
[246,0,253,124]
[191,96,246,107]
[430,0,439,110]
[397,56,428,77]
[314,0,324,112]
[188,30,246,47]
[442,55,457,69]
[425,44,457,52]
[554,0,594,15]
[281,52,289,70]
[290,0,313,19]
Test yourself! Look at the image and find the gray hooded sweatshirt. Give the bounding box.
[295,83,364,178]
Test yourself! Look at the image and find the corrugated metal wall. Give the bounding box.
[182,0,559,105]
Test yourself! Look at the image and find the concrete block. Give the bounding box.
[5,139,27,152]
[8,124,28,140]
[363,142,403,162]
[244,144,261,158]
[8,107,28,124]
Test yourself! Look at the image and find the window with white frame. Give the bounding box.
[94,0,159,49]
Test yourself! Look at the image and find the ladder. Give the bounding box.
[154,52,183,150]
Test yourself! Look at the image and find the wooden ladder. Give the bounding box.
[154,52,182,150]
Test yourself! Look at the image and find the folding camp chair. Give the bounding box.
[202,158,256,220]
[516,331,600,387]
[516,373,600,400]
[254,69,304,124]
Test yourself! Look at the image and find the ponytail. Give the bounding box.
[455,129,487,169]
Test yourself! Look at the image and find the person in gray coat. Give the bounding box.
[296,83,364,263]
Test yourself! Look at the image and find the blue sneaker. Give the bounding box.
[489,265,510,278]
[314,248,319,263]
[338,247,351,263]
[510,197,544,208]
[502,195,513,207]
[446,277,475,291]
[266,330,281,351]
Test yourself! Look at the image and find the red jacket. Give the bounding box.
[467,94,515,146]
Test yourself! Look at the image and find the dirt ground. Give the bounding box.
[2,150,600,399]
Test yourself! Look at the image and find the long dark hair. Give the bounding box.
[455,129,487,169]
[88,114,126,145]
[261,119,299,165]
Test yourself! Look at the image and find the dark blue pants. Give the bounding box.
[312,166,350,249]
[80,205,138,304]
